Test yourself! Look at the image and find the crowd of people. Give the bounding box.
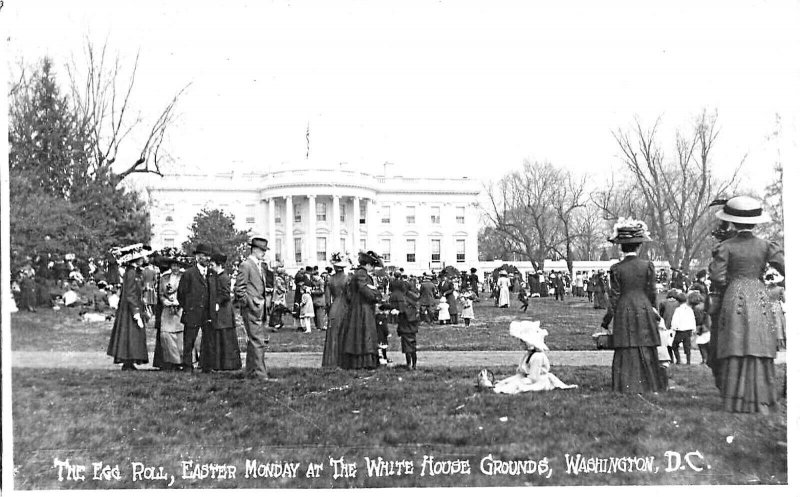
[597,196,785,414]
[10,195,786,414]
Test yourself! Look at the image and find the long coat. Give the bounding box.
[440,279,458,314]
[340,267,383,364]
[603,255,660,347]
[710,231,784,359]
[177,265,209,327]
[322,270,349,367]
[107,266,148,364]
[235,257,270,320]
[418,280,438,306]
[208,270,235,329]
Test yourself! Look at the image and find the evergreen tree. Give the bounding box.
[182,209,251,267]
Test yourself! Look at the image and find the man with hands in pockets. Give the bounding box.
[235,235,277,381]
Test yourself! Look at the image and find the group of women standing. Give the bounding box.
[107,246,242,372]
[601,196,785,414]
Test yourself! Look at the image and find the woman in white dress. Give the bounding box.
[494,321,578,394]
[497,270,511,308]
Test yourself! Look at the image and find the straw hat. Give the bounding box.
[715,196,771,224]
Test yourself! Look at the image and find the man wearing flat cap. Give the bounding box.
[177,243,212,372]
[235,235,275,380]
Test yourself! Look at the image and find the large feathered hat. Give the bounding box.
[714,196,771,224]
[110,243,154,266]
[329,251,352,268]
[357,250,383,268]
[608,218,652,244]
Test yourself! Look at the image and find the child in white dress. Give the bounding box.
[300,287,315,333]
[460,292,475,326]
[494,321,578,394]
[437,297,450,325]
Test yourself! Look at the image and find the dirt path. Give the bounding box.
[10,350,786,370]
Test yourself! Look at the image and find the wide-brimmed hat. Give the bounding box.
[249,235,269,251]
[330,251,351,268]
[499,270,508,276]
[110,243,154,266]
[715,196,771,224]
[608,218,652,244]
[358,250,383,268]
[509,320,549,351]
[194,243,213,256]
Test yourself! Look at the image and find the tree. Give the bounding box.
[182,209,251,267]
[478,226,524,262]
[611,111,740,270]
[484,160,584,270]
[9,57,151,270]
[67,38,189,180]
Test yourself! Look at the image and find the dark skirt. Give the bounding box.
[399,334,417,354]
[611,346,667,393]
[719,356,777,413]
[340,353,378,370]
[322,301,346,368]
[200,327,242,371]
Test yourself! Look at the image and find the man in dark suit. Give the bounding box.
[235,235,275,380]
[177,243,212,371]
[418,274,438,323]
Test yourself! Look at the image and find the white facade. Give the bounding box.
[146,162,482,273]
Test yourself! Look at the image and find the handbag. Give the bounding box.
[477,369,495,390]
[594,332,612,350]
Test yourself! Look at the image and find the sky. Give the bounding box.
[5,0,799,191]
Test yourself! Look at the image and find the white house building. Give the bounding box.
[146,162,482,273]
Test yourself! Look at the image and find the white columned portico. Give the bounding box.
[332,195,341,252]
[267,197,276,262]
[307,194,316,265]
[284,195,293,264]
[351,195,360,253]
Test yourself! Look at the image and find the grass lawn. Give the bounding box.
[11,364,786,489]
[11,294,607,353]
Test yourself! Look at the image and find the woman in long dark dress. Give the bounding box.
[107,245,151,371]
[339,250,384,370]
[201,253,242,372]
[601,220,666,393]
[710,196,784,414]
[322,252,350,368]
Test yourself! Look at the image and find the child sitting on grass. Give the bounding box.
[437,296,450,325]
[518,287,529,312]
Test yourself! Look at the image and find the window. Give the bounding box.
[165,215,174,222]
[275,238,282,262]
[381,238,391,263]
[294,237,302,263]
[316,202,327,222]
[406,206,415,224]
[341,238,347,252]
[164,238,174,247]
[381,205,391,224]
[246,217,255,224]
[246,204,255,224]
[456,239,466,263]
[406,239,416,263]
[316,237,327,261]
[165,203,175,212]
[360,239,366,251]
[294,204,302,223]
[275,205,282,224]
[430,206,440,224]
[340,204,346,223]
[431,239,441,263]
[456,206,465,224]
[359,202,366,225]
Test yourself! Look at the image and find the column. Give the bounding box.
[267,197,276,264]
[284,195,293,265]
[307,195,316,266]
[367,199,378,250]
[441,202,451,266]
[332,195,341,252]
[351,196,360,253]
